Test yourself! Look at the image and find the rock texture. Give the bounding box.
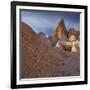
[37,32,51,48]
[54,19,67,40]
[20,22,80,79]
[67,28,80,41]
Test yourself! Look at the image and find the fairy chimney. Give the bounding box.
[54,19,67,40]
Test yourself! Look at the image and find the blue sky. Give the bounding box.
[21,10,80,37]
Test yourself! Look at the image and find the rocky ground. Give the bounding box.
[20,22,80,78]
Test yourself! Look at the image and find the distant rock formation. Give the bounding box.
[67,28,80,41]
[54,19,67,40]
[67,28,80,53]
[48,19,68,47]
[53,20,80,53]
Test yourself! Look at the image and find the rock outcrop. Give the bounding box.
[20,22,80,79]
[67,28,80,53]
[54,19,67,40]
[48,19,67,47]
[53,21,80,53]
[37,32,51,48]
[67,28,80,41]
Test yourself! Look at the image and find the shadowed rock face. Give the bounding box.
[20,22,80,79]
[37,32,51,48]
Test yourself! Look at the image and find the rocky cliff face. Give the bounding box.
[54,19,67,40]
[37,32,51,48]
[67,28,80,41]
[20,22,40,78]
[20,22,80,78]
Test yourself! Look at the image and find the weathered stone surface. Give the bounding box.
[20,22,80,78]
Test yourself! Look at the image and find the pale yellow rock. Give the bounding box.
[69,35,77,41]
[55,40,61,48]
[71,40,80,53]
[65,41,72,47]
[71,45,77,52]
[55,39,80,53]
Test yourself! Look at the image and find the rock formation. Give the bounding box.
[54,19,67,40]
[67,28,80,53]
[67,28,80,41]
[20,22,80,78]
[54,21,80,53]
[37,32,51,48]
[49,19,68,47]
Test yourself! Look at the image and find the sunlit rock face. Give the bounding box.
[67,29,80,53]
[69,35,77,42]
[54,19,67,40]
[67,28,80,41]
[54,26,80,53]
[49,19,68,47]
